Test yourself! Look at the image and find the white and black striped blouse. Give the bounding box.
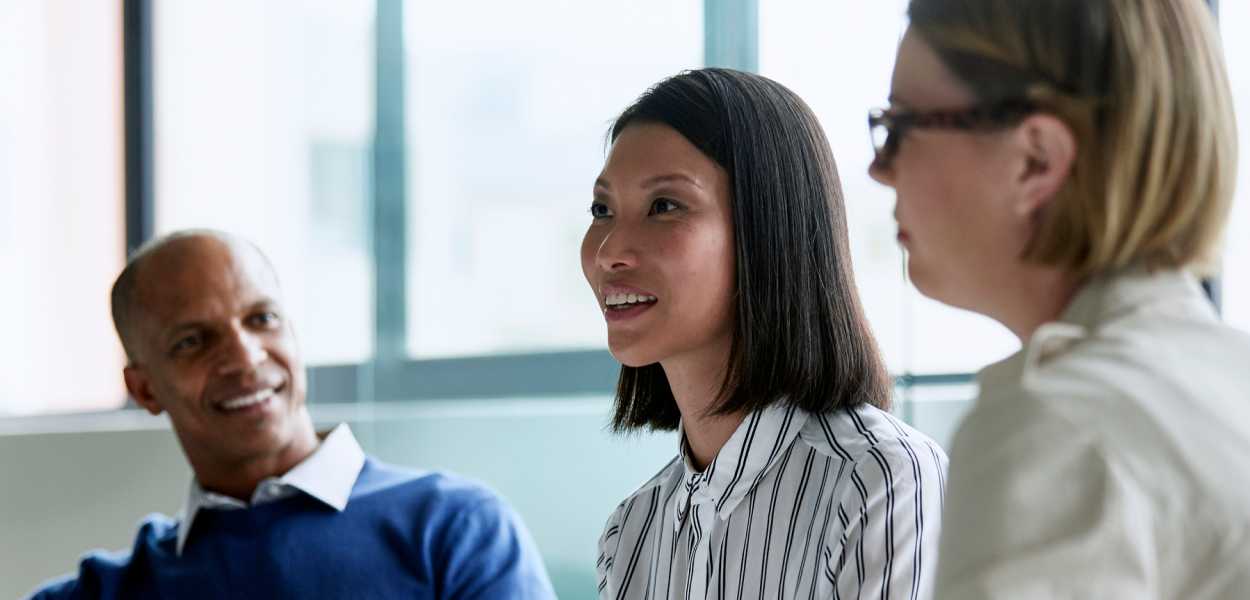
[597,403,948,600]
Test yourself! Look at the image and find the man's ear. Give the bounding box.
[1013,113,1077,219]
[124,366,163,415]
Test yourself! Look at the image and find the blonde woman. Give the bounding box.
[868,0,1250,597]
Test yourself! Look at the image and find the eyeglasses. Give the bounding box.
[868,100,1037,170]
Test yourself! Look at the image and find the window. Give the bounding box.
[758,0,1020,377]
[0,1,125,415]
[0,0,1239,422]
[1220,1,1250,333]
[154,0,377,366]
[404,0,703,358]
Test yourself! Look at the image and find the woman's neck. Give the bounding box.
[661,342,747,472]
[980,263,1085,341]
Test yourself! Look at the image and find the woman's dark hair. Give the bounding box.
[608,68,892,432]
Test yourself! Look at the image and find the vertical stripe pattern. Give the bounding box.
[597,404,948,600]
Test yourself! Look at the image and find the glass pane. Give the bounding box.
[759,0,1020,376]
[154,0,376,366]
[1220,3,1250,333]
[404,0,703,358]
[0,0,126,414]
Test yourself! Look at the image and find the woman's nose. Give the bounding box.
[595,223,640,272]
[869,157,896,187]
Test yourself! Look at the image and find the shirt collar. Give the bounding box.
[175,423,366,555]
[1060,266,1210,331]
[979,266,1213,394]
[674,404,807,528]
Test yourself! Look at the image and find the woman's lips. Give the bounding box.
[897,229,911,244]
[604,299,656,324]
[599,283,659,325]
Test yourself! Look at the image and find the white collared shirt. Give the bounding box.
[597,403,948,600]
[935,268,1250,599]
[175,422,366,555]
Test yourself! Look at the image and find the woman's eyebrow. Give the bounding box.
[887,94,913,109]
[641,173,701,189]
[594,178,611,190]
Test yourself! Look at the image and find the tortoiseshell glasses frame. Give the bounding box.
[868,100,1037,170]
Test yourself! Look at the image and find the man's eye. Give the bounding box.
[174,334,203,352]
[589,203,613,219]
[650,198,680,215]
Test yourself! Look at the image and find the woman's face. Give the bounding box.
[582,122,736,368]
[869,29,1036,311]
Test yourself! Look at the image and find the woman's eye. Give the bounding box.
[252,312,281,328]
[589,203,613,219]
[650,198,680,215]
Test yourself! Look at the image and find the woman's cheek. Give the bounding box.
[580,228,602,284]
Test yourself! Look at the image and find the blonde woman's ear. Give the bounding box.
[1013,113,1077,219]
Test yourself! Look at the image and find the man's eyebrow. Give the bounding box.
[641,173,701,190]
[162,298,280,339]
[164,321,207,344]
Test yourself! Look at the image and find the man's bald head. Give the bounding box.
[111,230,280,364]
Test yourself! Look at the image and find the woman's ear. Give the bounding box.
[1012,113,1076,218]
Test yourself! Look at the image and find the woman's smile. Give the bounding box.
[599,283,659,323]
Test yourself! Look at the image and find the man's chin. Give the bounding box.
[218,430,298,463]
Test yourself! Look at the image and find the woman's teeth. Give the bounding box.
[220,388,275,411]
[605,293,657,309]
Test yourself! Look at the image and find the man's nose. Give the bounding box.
[217,326,267,374]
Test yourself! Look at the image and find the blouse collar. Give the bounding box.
[980,266,1214,394]
[675,404,808,528]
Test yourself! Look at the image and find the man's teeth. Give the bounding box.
[605,293,658,307]
[220,388,275,410]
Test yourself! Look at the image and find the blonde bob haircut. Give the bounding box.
[908,0,1237,275]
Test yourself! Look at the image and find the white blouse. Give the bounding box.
[597,403,948,600]
[935,268,1250,599]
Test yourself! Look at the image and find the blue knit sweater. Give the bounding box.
[27,458,555,600]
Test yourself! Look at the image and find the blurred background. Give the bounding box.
[0,0,1246,598]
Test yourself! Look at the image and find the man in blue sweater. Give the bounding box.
[26,230,555,600]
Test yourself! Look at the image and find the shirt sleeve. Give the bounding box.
[434,491,557,600]
[21,549,133,600]
[596,499,629,600]
[828,435,949,599]
[934,391,1154,600]
[23,575,80,600]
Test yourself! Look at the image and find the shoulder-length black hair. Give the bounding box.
[609,68,892,432]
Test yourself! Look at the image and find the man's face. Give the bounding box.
[123,236,309,472]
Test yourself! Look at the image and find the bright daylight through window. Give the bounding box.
[0,0,1246,415]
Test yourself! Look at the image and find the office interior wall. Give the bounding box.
[0,395,972,600]
[0,399,675,600]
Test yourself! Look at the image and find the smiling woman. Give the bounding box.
[585,68,948,600]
